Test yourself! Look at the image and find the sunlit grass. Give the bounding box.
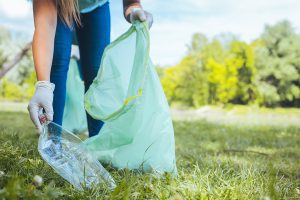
[0,111,299,199]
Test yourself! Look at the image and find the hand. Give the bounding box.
[27,81,55,134]
[129,7,153,29]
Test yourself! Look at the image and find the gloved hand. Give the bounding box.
[27,81,55,134]
[129,7,153,29]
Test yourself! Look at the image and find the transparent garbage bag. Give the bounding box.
[38,121,116,190]
[84,22,177,173]
[63,59,87,134]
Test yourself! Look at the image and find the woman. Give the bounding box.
[27,0,153,137]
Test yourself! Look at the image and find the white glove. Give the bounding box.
[27,81,55,134]
[129,7,153,29]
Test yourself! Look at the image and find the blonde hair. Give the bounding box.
[56,0,81,28]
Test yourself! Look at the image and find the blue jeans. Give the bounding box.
[50,3,111,137]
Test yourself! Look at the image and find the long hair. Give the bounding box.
[56,0,81,28]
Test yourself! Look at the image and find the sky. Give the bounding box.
[0,0,300,66]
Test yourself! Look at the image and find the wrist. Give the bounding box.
[36,75,50,82]
[36,81,55,91]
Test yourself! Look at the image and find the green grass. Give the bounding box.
[0,111,299,199]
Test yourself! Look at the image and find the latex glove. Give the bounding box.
[129,7,153,29]
[27,81,55,134]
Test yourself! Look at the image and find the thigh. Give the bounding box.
[50,16,73,125]
[75,2,111,90]
[51,17,73,75]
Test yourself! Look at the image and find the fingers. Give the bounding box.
[131,9,153,29]
[28,103,53,134]
[38,107,47,125]
[28,104,43,134]
[130,9,144,22]
[136,10,146,21]
[43,104,53,122]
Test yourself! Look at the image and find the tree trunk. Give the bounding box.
[0,42,32,79]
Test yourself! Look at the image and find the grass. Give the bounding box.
[0,111,299,199]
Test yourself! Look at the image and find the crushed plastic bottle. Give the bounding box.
[38,121,116,190]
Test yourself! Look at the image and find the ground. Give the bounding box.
[0,109,299,199]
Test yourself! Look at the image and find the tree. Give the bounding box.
[230,41,257,104]
[162,34,257,107]
[161,55,208,108]
[161,34,211,108]
[0,26,35,101]
[0,27,11,71]
[0,42,32,79]
[255,20,300,107]
[201,39,256,105]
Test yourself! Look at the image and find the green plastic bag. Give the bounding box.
[84,22,177,174]
[63,59,87,134]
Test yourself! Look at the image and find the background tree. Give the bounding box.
[0,26,35,101]
[230,41,257,104]
[161,34,210,107]
[0,27,11,71]
[255,20,300,107]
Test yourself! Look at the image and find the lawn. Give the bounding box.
[0,111,299,199]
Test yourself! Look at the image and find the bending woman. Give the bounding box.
[27,0,153,137]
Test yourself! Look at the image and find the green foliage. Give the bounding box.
[0,27,11,70]
[0,71,36,101]
[162,34,257,107]
[0,78,24,101]
[15,50,35,85]
[0,111,299,199]
[161,55,209,108]
[0,26,35,102]
[255,20,300,107]
[161,20,300,108]
[230,41,257,104]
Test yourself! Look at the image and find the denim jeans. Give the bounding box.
[50,3,111,137]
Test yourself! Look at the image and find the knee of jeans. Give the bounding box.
[51,56,70,74]
[52,43,71,69]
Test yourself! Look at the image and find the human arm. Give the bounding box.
[28,0,57,133]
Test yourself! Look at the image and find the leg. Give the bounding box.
[76,2,111,137]
[50,16,73,126]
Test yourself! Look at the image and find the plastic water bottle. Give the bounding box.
[38,121,116,190]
